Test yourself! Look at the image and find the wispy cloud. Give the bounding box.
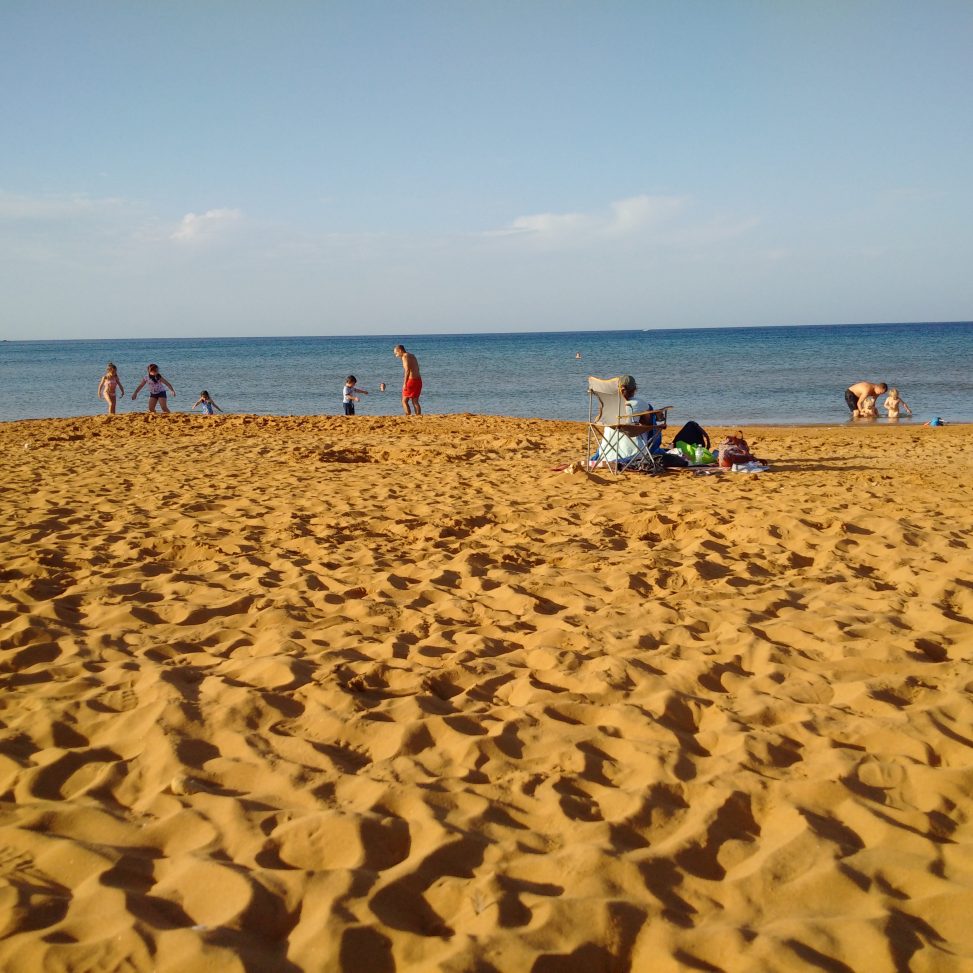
[504,209,588,238]
[606,195,685,236]
[0,190,125,221]
[170,208,243,242]
[487,194,687,246]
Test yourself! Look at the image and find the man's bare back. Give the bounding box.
[393,344,422,415]
[845,380,888,414]
[400,352,420,383]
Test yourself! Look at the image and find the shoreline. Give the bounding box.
[1,415,971,970]
[3,411,968,429]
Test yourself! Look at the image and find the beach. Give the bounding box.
[0,413,971,971]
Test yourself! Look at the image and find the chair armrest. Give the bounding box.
[630,406,672,420]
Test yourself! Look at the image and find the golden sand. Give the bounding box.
[0,413,971,972]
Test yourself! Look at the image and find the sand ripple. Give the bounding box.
[0,414,971,971]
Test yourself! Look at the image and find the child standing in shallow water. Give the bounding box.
[132,364,175,413]
[97,363,124,414]
[193,391,223,415]
[884,388,912,419]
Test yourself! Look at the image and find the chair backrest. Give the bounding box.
[588,376,630,426]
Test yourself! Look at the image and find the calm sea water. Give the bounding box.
[1,323,971,425]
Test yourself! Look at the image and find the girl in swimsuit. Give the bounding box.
[193,390,223,415]
[132,363,175,413]
[97,363,124,414]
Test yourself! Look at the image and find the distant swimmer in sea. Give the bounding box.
[193,390,223,415]
[379,382,387,392]
[393,344,422,415]
[97,362,124,414]
[845,380,887,418]
[132,364,175,414]
[575,352,582,359]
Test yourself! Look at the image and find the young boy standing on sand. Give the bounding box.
[132,364,175,413]
[342,376,368,415]
[393,345,422,415]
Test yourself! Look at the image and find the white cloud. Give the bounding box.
[170,207,243,242]
[487,194,687,247]
[606,194,684,236]
[506,210,588,237]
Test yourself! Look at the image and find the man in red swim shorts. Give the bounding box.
[394,344,422,415]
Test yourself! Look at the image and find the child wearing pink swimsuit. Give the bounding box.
[97,363,124,414]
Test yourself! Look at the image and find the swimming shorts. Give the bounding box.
[844,389,858,411]
[149,390,167,399]
[403,378,422,400]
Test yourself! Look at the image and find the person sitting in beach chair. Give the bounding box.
[586,375,671,475]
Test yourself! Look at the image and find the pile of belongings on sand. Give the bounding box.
[665,422,768,473]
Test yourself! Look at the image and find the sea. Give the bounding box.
[2,322,971,426]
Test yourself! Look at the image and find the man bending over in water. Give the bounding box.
[394,344,422,415]
[845,380,887,417]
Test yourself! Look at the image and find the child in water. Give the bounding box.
[343,376,368,415]
[854,393,878,419]
[193,391,223,415]
[97,363,124,414]
[883,388,912,419]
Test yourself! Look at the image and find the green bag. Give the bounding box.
[676,440,714,465]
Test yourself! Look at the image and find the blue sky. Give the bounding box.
[2,1,971,339]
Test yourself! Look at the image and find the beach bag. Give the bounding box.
[717,432,753,468]
[671,420,710,450]
[674,441,715,465]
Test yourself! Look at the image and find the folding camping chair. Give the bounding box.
[586,376,672,476]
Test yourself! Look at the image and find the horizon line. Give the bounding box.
[3,319,971,344]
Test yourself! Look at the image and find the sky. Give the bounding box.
[1,0,971,340]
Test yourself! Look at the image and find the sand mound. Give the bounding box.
[0,414,971,971]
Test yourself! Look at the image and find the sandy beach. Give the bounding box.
[0,413,971,972]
